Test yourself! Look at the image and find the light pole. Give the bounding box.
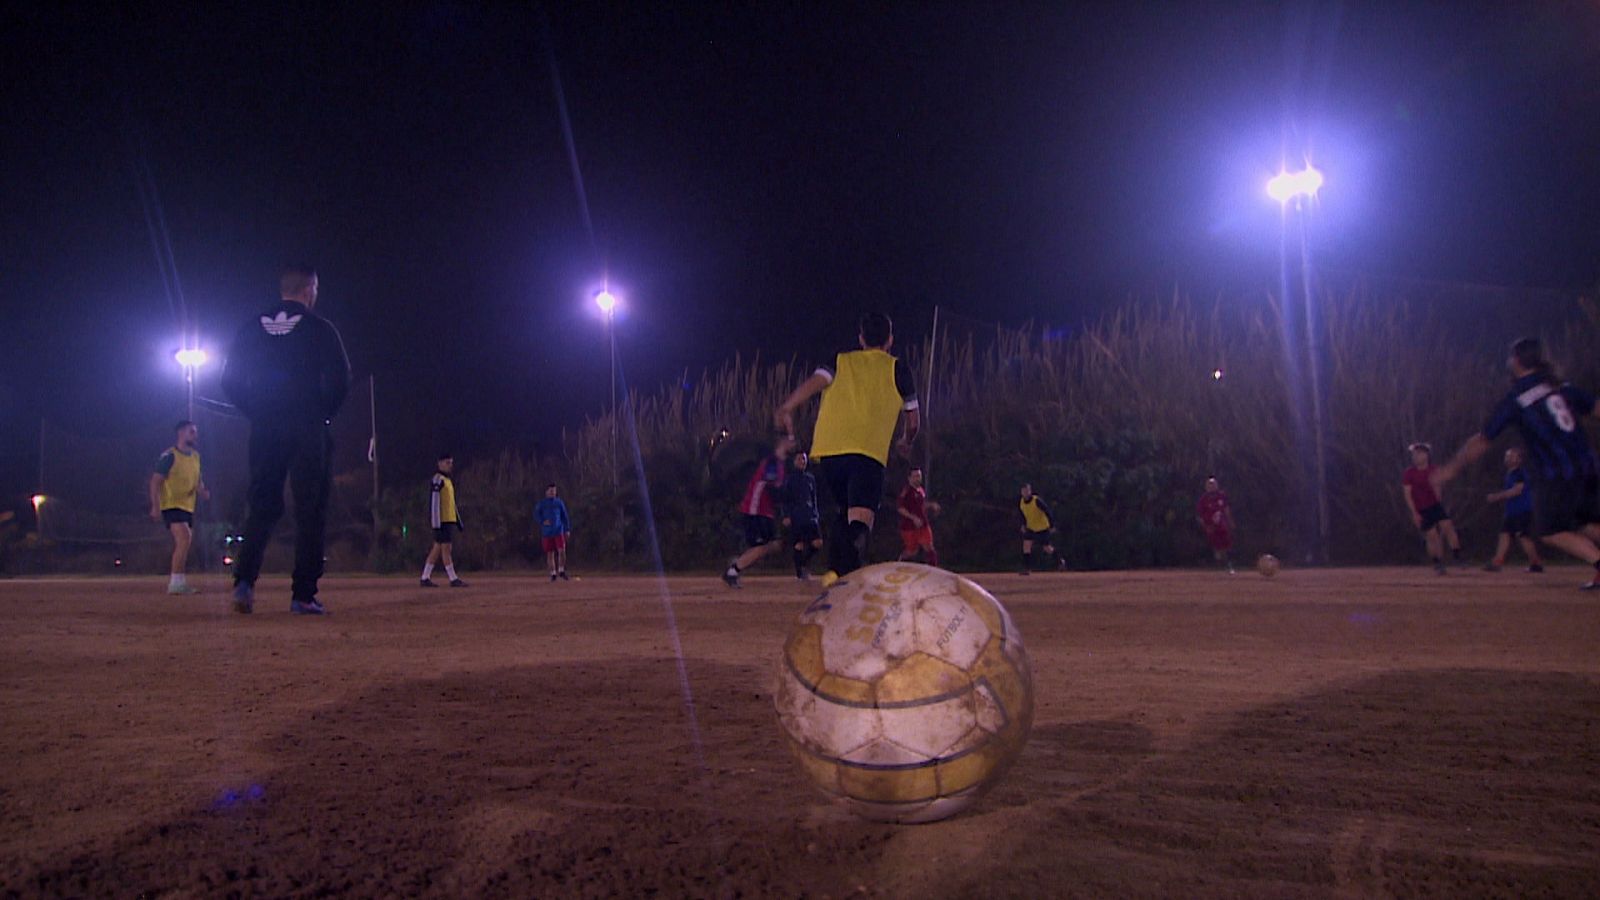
[1268,165,1329,563]
[594,290,618,491]
[594,289,622,557]
[174,347,207,421]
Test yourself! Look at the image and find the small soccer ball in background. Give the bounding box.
[775,562,1034,823]
[1256,554,1280,577]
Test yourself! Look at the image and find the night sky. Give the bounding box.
[4,1,1598,501]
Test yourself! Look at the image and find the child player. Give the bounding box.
[1434,338,1600,590]
[421,453,467,587]
[536,483,572,581]
[1401,442,1463,575]
[1195,476,1236,573]
[897,467,939,566]
[148,419,210,595]
[782,451,824,581]
[775,312,919,584]
[723,434,795,588]
[1018,483,1064,574]
[1483,447,1543,573]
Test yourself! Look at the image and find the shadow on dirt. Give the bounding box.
[11,667,1600,897]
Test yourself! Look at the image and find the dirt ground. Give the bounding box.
[2,566,1599,898]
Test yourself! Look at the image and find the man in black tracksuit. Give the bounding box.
[221,265,351,615]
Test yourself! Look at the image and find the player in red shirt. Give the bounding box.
[896,468,939,566]
[1195,477,1236,573]
[723,434,795,588]
[1402,442,1462,575]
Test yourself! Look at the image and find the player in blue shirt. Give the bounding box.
[535,483,573,582]
[1482,447,1543,573]
[1435,338,1600,589]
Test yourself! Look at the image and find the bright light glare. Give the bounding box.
[1212,368,1224,381]
[31,494,45,510]
[1267,166,1324,203]
[174,348,208,368]
[593,290,617,314]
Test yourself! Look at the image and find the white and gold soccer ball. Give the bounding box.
[775,562,1034,823]
[1257,554,1280,577]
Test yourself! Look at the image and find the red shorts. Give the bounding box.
[541,535,567,553]
[1205,527,1232,552]
[900,527,934,555]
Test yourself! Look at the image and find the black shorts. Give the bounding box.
[1023,528,1052,544]
[742,514,777,548]
[789,519,821,544]
[433,523,460,544]
[1532,474,1600,536]
[161,508,193,527]
[1501,511,1534,537]
[1416,504,1451,532]
[817,454,885,516]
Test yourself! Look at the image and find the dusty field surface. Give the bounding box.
[2,566,1599,898]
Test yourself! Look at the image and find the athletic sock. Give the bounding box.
[1023,552,1034,571]
[847,521,871,572]
[444,565,458,581]
[794,548,806,576]
[422,563,435,580]
[169,573,185,588]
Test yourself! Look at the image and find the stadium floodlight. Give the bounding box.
[31,494,45,511]
[174,348,208,368]
[1212,368,1224,381]
[593,290,617,315]
[1267,166,1324,204]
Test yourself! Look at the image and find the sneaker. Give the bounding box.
[290,598,329,615]
[420,577,437,587]
[796,570,812,582]
[1528,564,1545,573]
[550,573,558,582]
[449,578,468,588]
[1019,570,1031,576]
[1581,579,1600,592]
[1227,565,1236,575]
[231,582,254,614]
[559,570,570,581]
[167,583,201,595]
[1434,563,1447,576]
[722,568,742,589]
[1057,559,1068,571]
[1482,563,1502,572]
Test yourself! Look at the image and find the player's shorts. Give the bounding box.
[541,534,567,553]
[1205,526,1233,552]
[1416,504,1450,532]
[161,508,193,527]
[742,514,777,548]
[1531,474,1600,536]
[789,519,821,544]
[900,526,934,555]
[433,523,460,544]
[1501,511,1534,537]
[817,453,885,515]
[1023,528,1052,545]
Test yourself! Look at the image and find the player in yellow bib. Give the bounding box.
[148,420,210,595]
[1018,483,1064,574]
[776,312,919,580]
[421,453,467,587]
